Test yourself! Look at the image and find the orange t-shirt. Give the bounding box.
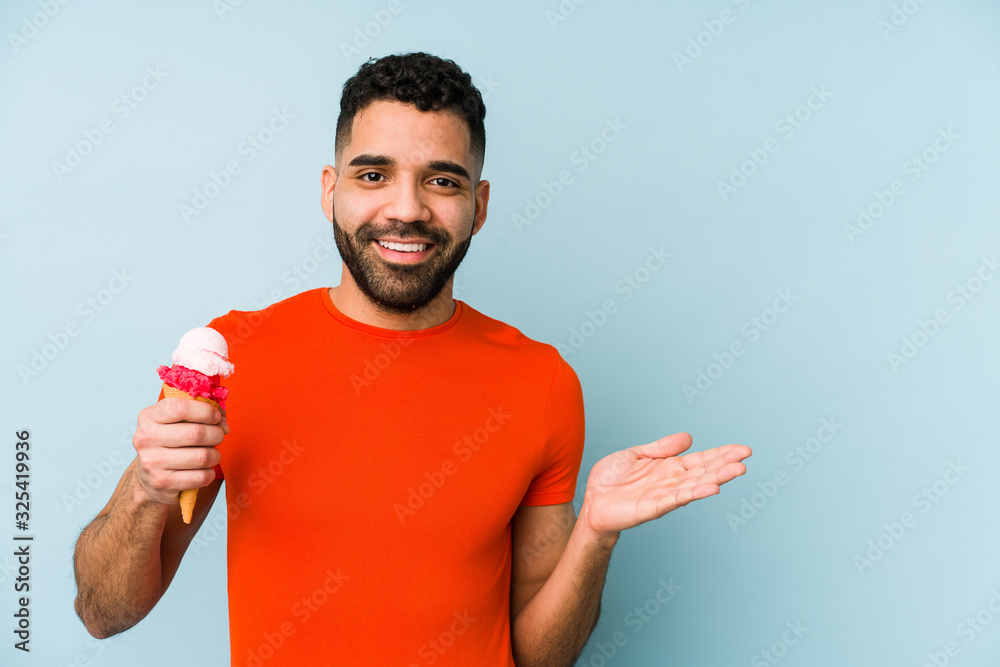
[194,287,585,666]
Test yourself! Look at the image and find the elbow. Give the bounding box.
[75,595,122,640]
[75,596,106,639]
[75,597,106,639]
[84,623,114,641]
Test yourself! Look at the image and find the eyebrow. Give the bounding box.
[347,153,471,182]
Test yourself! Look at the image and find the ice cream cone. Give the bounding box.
[161,383,220,523]
[157,326,234,524]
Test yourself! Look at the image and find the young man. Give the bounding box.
[73,52,751,666]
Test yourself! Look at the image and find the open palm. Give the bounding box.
[580,432,751,539]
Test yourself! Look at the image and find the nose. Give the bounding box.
[381,177,431,225]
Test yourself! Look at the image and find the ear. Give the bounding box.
[321,165,338,222]
[471,179,490,236]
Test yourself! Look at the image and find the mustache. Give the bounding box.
[355,221,448,246]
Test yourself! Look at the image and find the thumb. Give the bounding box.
[630,432,693,459]
[219,408,230,435]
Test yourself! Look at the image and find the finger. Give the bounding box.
[155,397,223,426]
[162,445,222,472]
[219,408,230,435]
[723,444,752,462]
[657,483,720,513]
[145,420,225,449]
[163,468,219,493]
[679,444,750,470]
[630,432,693,459]
[140,462,218,498]
[685,483,722,503]
[668,459,748,491]
[694,461,748,486]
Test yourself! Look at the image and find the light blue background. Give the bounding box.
[2,1,999,665]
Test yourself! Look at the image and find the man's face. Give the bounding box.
[324,100,487,314]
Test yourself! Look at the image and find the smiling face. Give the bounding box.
[321,100,489,315]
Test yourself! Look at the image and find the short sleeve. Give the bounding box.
[520,354,585,506]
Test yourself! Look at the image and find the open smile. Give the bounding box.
[372,238,436,263]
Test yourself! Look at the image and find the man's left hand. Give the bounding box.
[579,432,752,541]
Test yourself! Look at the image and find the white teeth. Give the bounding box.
[378,240,427,252]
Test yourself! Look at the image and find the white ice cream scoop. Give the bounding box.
[171,326,235,377]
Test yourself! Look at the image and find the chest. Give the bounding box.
[219,360,541,566]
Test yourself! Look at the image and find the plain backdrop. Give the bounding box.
[2,1,999,665]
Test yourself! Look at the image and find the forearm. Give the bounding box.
[73,462,169,638]
[510,518,618,667]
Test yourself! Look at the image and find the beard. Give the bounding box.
[331,204,472,315]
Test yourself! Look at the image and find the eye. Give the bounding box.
[360,172,385,183]
[430,177,457,188]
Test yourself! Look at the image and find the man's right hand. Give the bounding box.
[132,398,229,505]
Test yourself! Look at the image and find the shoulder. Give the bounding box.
[206,288,324,348]
[457,300,573,377]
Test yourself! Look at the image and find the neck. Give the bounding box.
[329,273,456,331]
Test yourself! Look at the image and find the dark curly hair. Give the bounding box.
[336,52,487,178]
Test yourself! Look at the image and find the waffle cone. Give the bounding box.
[161,383,221,410]
[161,382,221,523]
